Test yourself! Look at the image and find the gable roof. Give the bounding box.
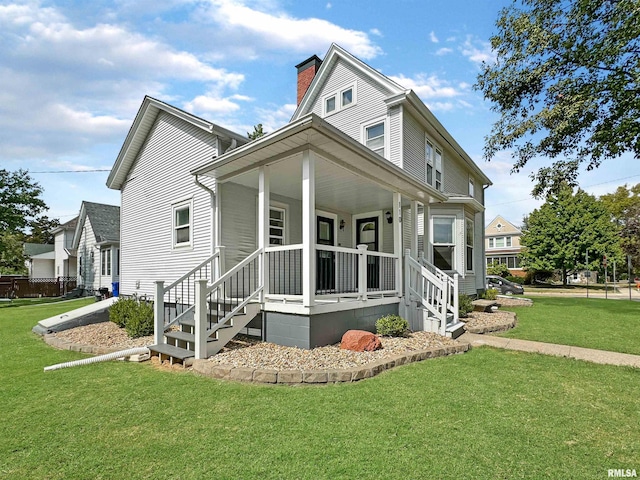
[72,201,120,249]
[485,215,522,235]
[291,44,491,186]
[292,43,405,121]
[51,216,78,235]
[106,96,249,190]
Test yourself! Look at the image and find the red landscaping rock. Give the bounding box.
[340,330,382,352]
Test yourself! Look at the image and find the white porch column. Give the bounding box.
[153,281,164,346]
[194,279,208,359]
[302,150,316,307]
[411,200,419,259]
[258,166,270,301]
[424,203,431,263]
[393,192,402,295]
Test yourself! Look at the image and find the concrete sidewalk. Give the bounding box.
[460,332,640,368]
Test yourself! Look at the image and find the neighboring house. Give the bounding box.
[72,201,120,293]
[107,44,492,360]
[485,215,524,277]
[24,243,55,278]
[52,217,78,279]
[567,270,598,284]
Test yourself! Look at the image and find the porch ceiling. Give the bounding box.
[231,155,398,213]
[192,113,447,206]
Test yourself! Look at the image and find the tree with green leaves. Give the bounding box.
[600,183,640,269]
[520,186,622,285]
[247,124,265,141]
[476,0,640,197]
[487,261,511,278]
[0,169,55,274]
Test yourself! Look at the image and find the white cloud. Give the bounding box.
[199,0,382,59]
[435,47,453,56]
[326,2,332,9]
[370,28,382,37]
[184,92,252,116]
[429,31,438,43]
[460,35,495,65]
[390,73,465,99]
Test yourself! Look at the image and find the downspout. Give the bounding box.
[194,174,216,256]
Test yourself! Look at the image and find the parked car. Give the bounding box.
[486,275,524,295]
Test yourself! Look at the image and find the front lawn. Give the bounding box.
[0,300,638,479]
[499,296,640,355]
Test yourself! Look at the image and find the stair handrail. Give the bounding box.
[193,248,264,358]
[164,249,222,293]
[408,253,459,333]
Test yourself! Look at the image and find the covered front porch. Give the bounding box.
[197,115,445,318]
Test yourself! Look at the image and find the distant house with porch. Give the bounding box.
[72,201,120,294]
[485,215,524,277]
[107,44,492,362]
[24,243,55,278]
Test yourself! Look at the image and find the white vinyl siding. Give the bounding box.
[402,111,424,181]
[308,59,396,164]
[119,111,221,297]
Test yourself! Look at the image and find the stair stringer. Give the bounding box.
[206,303,262,356]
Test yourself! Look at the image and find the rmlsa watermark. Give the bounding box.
[608,469,637,478]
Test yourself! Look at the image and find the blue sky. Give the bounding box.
[2,0,639,227]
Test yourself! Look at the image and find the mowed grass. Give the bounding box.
[499,296,640,355]
[1,300,639,479]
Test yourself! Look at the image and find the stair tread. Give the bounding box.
[164,330,194,341]
[148,343,194,360]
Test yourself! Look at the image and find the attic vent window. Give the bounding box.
[322,83,356,117]
[325,96,336,114]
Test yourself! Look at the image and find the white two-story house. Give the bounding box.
[107,44,492,362]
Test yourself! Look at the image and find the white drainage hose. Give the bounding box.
[44,347,150,372]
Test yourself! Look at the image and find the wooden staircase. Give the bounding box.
[150,302,261,365]
[150,248,264,365]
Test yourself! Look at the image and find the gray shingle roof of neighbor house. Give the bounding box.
[23,243,55,256]
[84,202,120,243]
[72,201,120,248]
[51,216,78,234]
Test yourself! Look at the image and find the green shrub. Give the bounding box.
[458,294,474,318]
[482,288,498,300]
[376,315,409,337]
[124,300,154,338]
[109,298,137,328]
[110,297,154,338]
[487,261,511,278]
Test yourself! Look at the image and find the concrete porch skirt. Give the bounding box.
[263,303,399,349]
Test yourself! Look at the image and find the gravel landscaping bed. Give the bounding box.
[462,310,517,334]
[49,321,467,379]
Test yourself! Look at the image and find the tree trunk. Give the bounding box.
[562,267,568,287]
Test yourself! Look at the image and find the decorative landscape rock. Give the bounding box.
[340,330,382,352]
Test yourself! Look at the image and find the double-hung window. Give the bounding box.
[425,137,443,191]
[269,207,286,245]
[173,199,192,247]
[433,216,455,271]
[469,177,475,197]
[101,249,111,276]
[465,219,474,272]
[364,120,385,157]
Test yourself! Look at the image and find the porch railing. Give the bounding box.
[153,248,223,344]
[264,244,399,299]
[406,250,458,335]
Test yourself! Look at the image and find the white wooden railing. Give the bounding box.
[153,247,224,345]
[405,250,458,335]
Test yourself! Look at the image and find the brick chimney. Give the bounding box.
[296,55,322,105]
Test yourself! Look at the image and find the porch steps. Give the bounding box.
[445,321,465,339]
[148,303,261,365]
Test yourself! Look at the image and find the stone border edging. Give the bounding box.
[191,343,470,384]
[43,333,142,356]
[464,311,518,334]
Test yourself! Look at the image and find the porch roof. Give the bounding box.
[191,113,447,204]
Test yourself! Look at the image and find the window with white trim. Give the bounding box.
[469,177,475,197]
[425,137,443,191]
[466,218,474,271]
[323,83,356,116]
[101,248,111,276]
[486,255,521,269]
[435,147,443,191]
[433,216,455,271]
[173,200,192,247]
[269,207,286,245]
[364,121,385,157]
[489,236,512,249]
